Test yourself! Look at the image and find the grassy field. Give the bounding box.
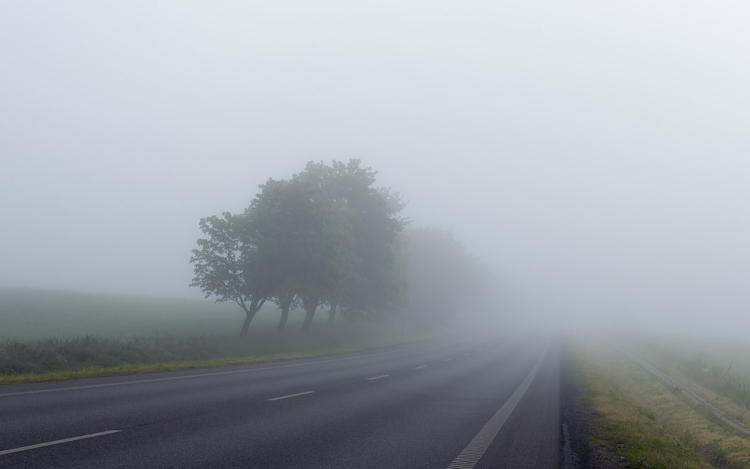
[574,337,750,469]
[0,288,421,384]
[623,334,750,426]
[0,287,257,340]
[639,332,750,381]
[573,337,750,469]
[0,287,412,340]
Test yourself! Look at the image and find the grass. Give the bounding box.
[0,287,247,340]
[625,336,750,426]
[573,339,750,469]
[640,333,750,379]
[0,342,407,386]
[0,287,427,385]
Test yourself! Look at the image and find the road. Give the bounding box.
[0,334,561,468]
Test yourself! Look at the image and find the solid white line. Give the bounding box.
[445,345,549,469]
[0,348,405,398]
[414,365,428,370]
[267,391,314,401]
[0,430,121,456]
[366,374,389,381]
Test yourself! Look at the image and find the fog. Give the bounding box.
[2,1,748,337]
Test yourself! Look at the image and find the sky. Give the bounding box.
[1,1,749,336]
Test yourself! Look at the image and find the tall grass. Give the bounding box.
[574,340,750,469]
[630,333,750,413]
[0,322,409,376]
[642,332,750,380]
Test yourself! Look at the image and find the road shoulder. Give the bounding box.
[561,343,627,469]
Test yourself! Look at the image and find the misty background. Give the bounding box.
[2,1,748,336]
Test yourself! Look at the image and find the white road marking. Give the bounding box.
[268,391,314,401]
[445,345,549,469]
[366,374,389,381]
[443,358,453,362]
[0,348,405,398]
[464,353,471,356]
[414,365,428,370]
[0,430,121,456]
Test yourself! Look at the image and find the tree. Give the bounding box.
[189,212,274,339]
[339,183,409,320]
[190,159,408,336]
[294,159,408,325]
[402,227,490,329]
[246,178,303,332]
[248,174,356,332]
[248,177,344,332]
[295,199,354,331]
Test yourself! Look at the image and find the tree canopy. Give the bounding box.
[401,227,491,329]
[191,160,491,339]
[189,211,272,338]
[190,159,407,338]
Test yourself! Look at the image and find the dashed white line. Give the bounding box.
[267,391,314,401]
[0,430,121,456]
[464,353,471,357]
[444,358,453,362]
[414,365,428,370]
[366,374,389,381]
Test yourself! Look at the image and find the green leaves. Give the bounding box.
[190,159,407,336]
[190,213,245,302]
[189,159,490,337]
[293,160,408,321]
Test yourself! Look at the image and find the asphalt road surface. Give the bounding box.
[0,333,561,468]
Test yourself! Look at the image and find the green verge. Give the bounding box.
[572,340,750,469]
[0,288,443,386]
[0,339,419,386]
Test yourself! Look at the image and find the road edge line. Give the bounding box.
[0,430,121,456]
[445,345,548,469]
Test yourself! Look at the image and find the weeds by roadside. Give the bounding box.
[628,339,750,432]
[692,355,749,414]
[627,334,750,415]
[0,288,434,385]
[573,341,750,469]
[0,347,396,386]
[0,326,428,385]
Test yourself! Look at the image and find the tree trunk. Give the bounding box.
[276,292,295,332]
[238,296,265,339]
[239,310,254,339]
[277,304,290,332]
[326,302,337,327]
[301,297,318,332]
